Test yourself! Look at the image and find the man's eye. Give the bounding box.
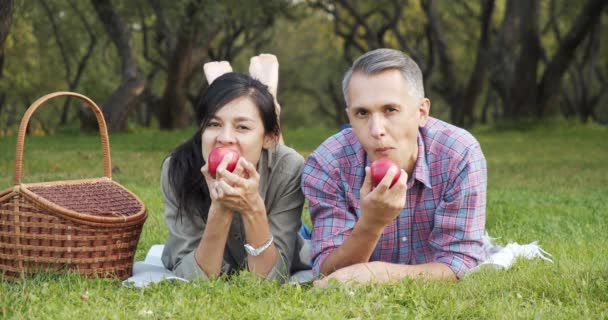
[386,107,398,113]
[356,110,368,116]
[237,125,250,130]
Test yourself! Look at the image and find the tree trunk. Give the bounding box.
[488,0,520,119]
[424,0,495,127]
[62,0,98,125]
[461,0,495,127]
[328,81,348,126]
[83,0,146,132]
[158,34,200,130]
[507,0,541,119]
[0,0,15,118]
[537,0,607,117]
[423,0,462,126]
[147,0,220,130]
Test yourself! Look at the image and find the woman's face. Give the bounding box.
[201,96,273,168]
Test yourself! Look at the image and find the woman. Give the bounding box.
[161,57,308,282]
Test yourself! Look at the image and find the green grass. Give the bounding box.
[0,124,607,319]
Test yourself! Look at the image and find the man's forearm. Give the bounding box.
[319,217,385,276]
[383,262,457,281]
[315,261,457,287]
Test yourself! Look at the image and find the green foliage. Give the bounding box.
[2,0,606,132]
[1,125,607,318]
[0,0,121,135]
[261,4,350,128]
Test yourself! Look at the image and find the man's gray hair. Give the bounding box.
[342,48,425,105]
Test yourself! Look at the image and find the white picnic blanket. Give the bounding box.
[122,245,188,288]
[123,233,553,288]
[122,244,313,288]
[466,233,553,274]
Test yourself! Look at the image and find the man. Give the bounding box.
[302,48,487,286]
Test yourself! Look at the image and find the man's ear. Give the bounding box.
[418,98,431,127]
[345,107,354,122]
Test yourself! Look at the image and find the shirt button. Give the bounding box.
[401,237,408,242]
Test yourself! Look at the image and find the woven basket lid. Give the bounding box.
[17,178,147,227]
[5,92,147,228]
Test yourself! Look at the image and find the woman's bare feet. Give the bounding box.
[249,54,280,115]
[203,61,233,85]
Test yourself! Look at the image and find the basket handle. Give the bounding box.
[14,91,112,185]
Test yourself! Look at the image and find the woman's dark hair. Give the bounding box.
[168,72,279,221]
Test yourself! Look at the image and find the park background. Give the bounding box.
[0,0,607,318]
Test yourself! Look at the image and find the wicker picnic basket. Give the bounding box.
[0,92,147,280]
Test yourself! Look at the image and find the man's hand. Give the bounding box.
[317,166,407,276]
[204,61,232,85]
[359,165,408,229]
[314,262,391,287]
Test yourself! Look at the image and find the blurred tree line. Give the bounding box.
[0,0,606,135]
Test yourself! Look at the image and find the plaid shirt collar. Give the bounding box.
[412,132,432,189]
[360,129,432,189]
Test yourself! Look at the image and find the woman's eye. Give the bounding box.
[386,107,398,113]
[237,125,250,130]
[207,122,220,127]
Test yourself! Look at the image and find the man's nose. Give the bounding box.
[369,114,386,139]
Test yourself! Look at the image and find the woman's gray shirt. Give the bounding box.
[160,144,307,283]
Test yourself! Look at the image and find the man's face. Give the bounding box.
[346,69,430,173]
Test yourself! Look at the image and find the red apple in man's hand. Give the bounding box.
[370,158,401,188]
[207,147,240,179]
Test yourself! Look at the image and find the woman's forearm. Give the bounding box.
[241,207,278,278]
[194,205,234,278]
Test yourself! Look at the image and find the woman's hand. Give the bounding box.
[212,157,266,218]
[204,61,232,85]
[201,152,240,213]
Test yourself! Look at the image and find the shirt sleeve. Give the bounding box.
[301,152,357,278]
[430,143,487,278]
[263,151,306,283]
[159,158,232,280]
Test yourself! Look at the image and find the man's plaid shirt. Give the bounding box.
[302,117,487,278]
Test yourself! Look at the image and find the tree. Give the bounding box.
[488,0,607,120]
[81,0,146,132]
[536,0,607,117]
[38,0,98,125]
[561,19,607,122]
[136,0,288,130]
[312,0,608,126]
[262,4,349,128]
[0,0,15,118]
[307,0,434,126]
[1,0,606,132]
[423,0,495,127]
[141,0,217,130]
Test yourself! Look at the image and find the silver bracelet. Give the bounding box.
[244,235,274,256]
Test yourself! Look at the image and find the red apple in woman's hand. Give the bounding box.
[208,147,240,179]
[370,158,401,188]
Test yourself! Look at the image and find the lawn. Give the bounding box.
[0,124,607,319]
